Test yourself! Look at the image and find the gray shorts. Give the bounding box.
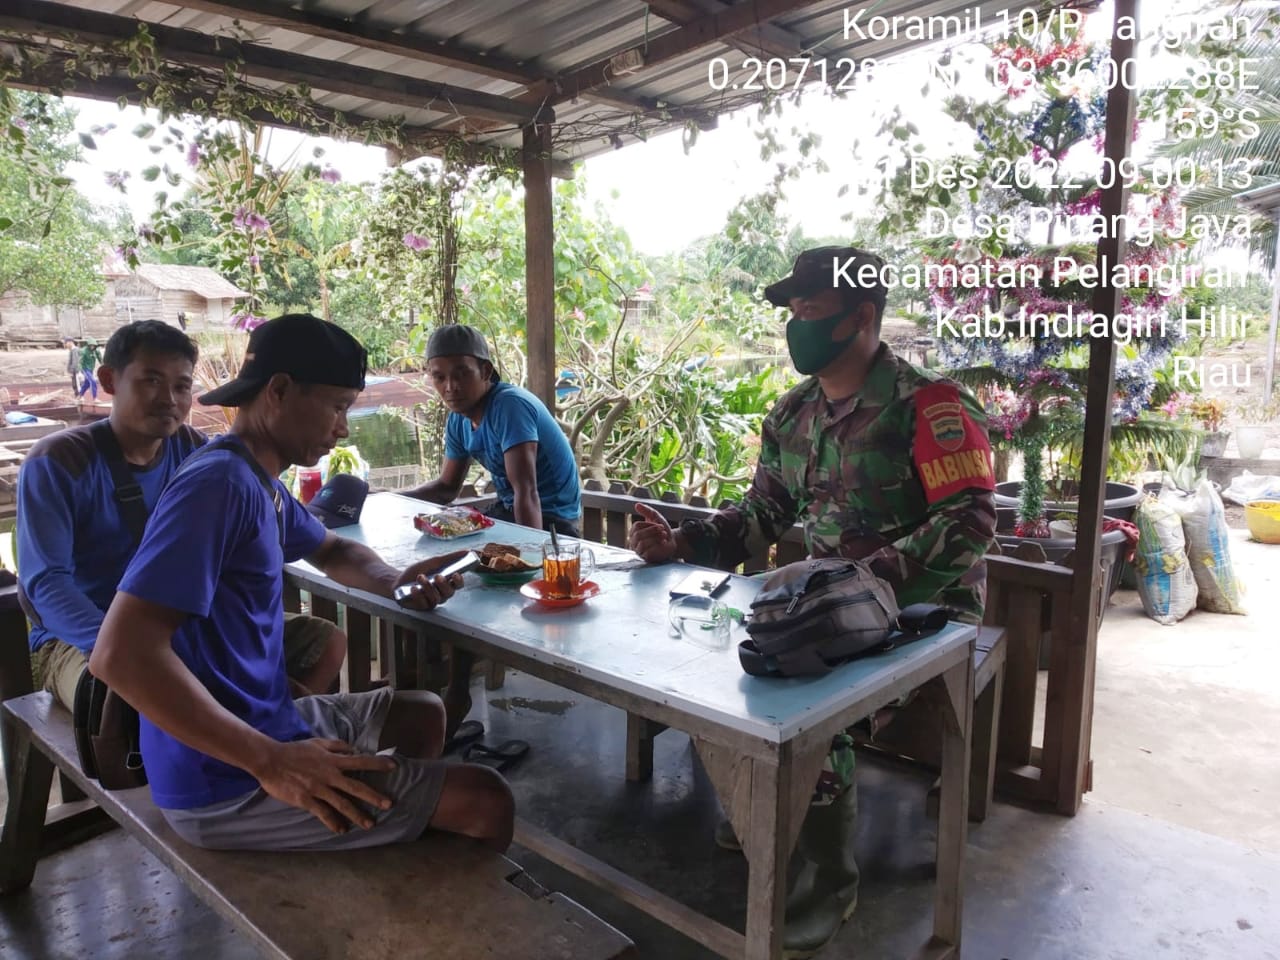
[162,688,448,851]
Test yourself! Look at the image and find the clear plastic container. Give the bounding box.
[668,594,731,650]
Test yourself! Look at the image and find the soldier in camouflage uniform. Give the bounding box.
[630,246,996,959]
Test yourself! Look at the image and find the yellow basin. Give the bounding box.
[1245,500,1280,544]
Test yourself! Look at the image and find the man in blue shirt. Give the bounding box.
[18,320,345,711]
[404,324,581,537]
[403,324,582,737]
[91,314,513,852]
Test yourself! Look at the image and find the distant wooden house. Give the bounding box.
[620,282,654,325]
[0,263,248,347]
[112,264,249,330]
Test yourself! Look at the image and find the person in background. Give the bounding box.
[65,337,79,395]
[19,320,346,711]
[76,337,101,401]
[402,323,582,739]
[403,324,581,537]
[91,313,514,853]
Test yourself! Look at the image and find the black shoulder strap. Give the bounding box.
[180,437,284,550]
[88,420,148,547]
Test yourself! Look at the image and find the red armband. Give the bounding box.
[912,384,995,505]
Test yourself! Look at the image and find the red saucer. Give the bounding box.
[519,579,602,608]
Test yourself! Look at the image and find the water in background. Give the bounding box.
[346,409,420,467]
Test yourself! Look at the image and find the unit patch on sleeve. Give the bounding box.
[912,383,995,504]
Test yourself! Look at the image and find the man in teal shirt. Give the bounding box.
[404,324,580,537]
[405,324,581,737]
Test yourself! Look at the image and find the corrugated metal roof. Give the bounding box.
[134,263,249,299]
[3,0,1040,165]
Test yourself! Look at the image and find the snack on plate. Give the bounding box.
[479,542,540,572]
[413,506,495,539]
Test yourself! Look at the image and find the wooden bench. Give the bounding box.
[0,692,637,960]
[0,583,116,852]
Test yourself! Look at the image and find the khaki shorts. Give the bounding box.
[31,613,338,712]
[162,688,447,851]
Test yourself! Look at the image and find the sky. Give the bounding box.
[60,0,1229,257]
[61,56,949,257]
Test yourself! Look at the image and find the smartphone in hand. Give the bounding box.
[394,551,479,604]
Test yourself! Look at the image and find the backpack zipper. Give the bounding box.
[752,591,883,634]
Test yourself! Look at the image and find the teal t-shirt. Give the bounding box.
[444,382,580,523]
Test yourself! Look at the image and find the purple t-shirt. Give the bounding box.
[117,439,327,809]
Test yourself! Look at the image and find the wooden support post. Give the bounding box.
[931,655,973,952]
[997,588,1041,767]
[0,719,54,893]
[1055,0,1138,816]
[523,120,556,410]
[606,483,629,548]
[625,714,666,782]
[345,607,373,693]
[582,478,606,543]
[282,581,302,615]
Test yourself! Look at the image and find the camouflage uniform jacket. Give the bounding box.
[681,345,997,622]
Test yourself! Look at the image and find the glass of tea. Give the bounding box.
[541,539,596,599]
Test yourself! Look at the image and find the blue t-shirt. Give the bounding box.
[117,439,327,809]
[17,424,206,656]
[444,381,580,523]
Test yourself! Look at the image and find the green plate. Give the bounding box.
[475,567,540,585]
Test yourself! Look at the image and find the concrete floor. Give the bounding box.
[3,528,1279,959]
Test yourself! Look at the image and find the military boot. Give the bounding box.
[713,815,823,914]
[782,783,860,959]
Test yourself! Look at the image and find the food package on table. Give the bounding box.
[1159,480,1245,615]
[414,506,495,539]
[1131,494,1198,625]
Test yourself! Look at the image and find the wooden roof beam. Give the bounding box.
[644,0,818,59]
[536,0,832,104]
[2,0,546,125]
[171,0,717,133]
[6,57,455,151]
[171,0,545,86]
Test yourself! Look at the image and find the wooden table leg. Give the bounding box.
[0,715,55,893]
[930,655,974,954]
[741,755,790,960]
[625,714,666,782]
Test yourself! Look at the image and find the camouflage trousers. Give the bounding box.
[813,732,857,806]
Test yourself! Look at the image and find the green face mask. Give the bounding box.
[786,311,855,376]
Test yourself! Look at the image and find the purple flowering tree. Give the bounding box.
[120,121,335,330]
[873,19,1196,535]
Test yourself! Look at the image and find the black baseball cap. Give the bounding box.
[199,313,367,407]
[763,246,887,310]
[426,324,498,382]
[307,472,368,528]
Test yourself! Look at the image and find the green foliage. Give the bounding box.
[1149,5,1280,262]
[0,91,108,306]
[638,367,782,502]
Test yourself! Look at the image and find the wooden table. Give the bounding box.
[286,493,975,960]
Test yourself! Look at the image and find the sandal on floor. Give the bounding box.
[443,720,485,754]
[462,739,530,772]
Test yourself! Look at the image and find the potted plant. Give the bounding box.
[1234,401,1275,460]
[1190,396,1229,457]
